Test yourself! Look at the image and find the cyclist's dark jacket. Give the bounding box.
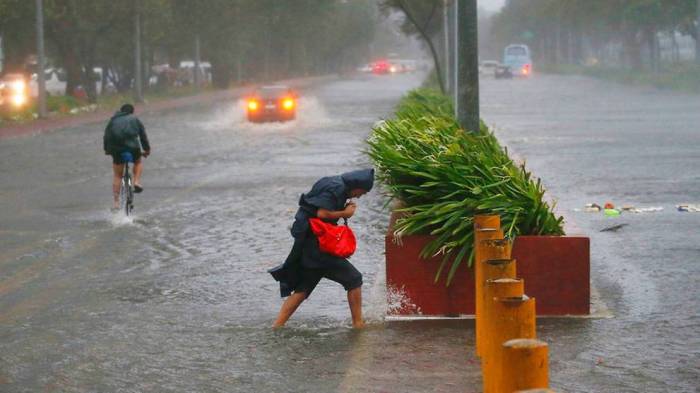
[103,110,150,154]
[269,169,374,297]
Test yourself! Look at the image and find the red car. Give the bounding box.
[371,60,390,75]
[246,85,297,123]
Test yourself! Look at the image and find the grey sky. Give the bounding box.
[479,0,506,12]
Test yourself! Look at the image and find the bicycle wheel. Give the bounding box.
[125,173,134,216]
[119,176,128,214]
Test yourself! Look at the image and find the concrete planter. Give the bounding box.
[386,212,590,316]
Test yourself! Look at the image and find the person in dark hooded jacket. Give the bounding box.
[270,169,374,328]
[103,104,151,209]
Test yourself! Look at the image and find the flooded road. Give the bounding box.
[0,73,480,392]
[1,71,698,392]
[481,74,700,393]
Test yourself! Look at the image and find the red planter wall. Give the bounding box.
[385,215,590,316]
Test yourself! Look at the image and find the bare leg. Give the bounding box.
[112,163,124,209]
[133,159,143,187]
[273,292,306,328]
[347,287,364,328]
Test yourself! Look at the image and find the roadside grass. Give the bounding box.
[540,63,700,93]
[0,85,214,126]
[367,88,564,285]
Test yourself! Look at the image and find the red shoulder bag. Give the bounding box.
[308,218,357,258]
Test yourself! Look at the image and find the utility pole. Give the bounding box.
[133,0,144,103]
[457,0,479,133]
[443,0,450,95]
[452,0,458,116]
[696,0,700,64]
[35,0,47,118]
[194,34,201,88]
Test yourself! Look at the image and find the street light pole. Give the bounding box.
[452,0,458,116]
[443,0,450,95]
[696,0,700,64]
[133,0,144,103]
[456,0,479,133]
[35,0,47,118]
[194,34,201,89]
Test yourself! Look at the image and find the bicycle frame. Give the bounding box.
[119,152,135,216]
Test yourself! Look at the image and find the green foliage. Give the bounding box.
[367,89,564,285]
[394,88,454,120]
[0,1,379,93]
[489,0,698,69]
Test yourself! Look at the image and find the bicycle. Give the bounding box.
[119,151,135,216]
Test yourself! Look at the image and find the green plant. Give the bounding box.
[367,89,564,285]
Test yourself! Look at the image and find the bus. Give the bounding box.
[503,44,532,77]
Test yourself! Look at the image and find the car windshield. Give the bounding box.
[506,47,527,56]
[259,86,290,98]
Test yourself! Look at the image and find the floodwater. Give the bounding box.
[481,73,700,393]
[0,70,698,392]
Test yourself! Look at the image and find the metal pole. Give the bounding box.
[35,0,47,118]
[696,0,700,64]
[194,34,201,88]
[443,0,450,95]
[457,0,479,133]
[133,0,143,103]
[452,0,458,118]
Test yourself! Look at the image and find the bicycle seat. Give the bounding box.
[120,152,135,163]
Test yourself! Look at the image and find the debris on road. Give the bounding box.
[604,203,620,217]
[600,223,629,232]
[585,203,602,212]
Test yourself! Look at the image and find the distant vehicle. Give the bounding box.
[494,64,513,79]
[479,60,499,76]
[0,73,29,111]
[371,60,391,75]
[246,85,297,123]
[30,68,67,96]
[357,63,373,73]
[503,44,532,77]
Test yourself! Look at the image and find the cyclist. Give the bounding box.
[103,104,151,210]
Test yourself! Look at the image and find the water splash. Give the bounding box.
[199,95,336,132]
[386,284,421,316]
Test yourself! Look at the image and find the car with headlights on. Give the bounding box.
[0,73,30,112]
[246,85,297,123]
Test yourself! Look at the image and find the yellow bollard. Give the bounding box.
[474,214,500,230]
[480,277,524,391]
[474,229,504,355]
[477,256,516,356]
[501,338,549,393]
[483,295,536,393]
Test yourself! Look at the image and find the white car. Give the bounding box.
[479,60,499,77]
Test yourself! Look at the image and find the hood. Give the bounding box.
[111,110,132,119]
[341,168,374,192]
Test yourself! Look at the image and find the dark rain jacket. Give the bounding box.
[103,111,150,154]
[269,169,375,297]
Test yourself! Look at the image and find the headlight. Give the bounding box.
[247,100,259,111]
[9,80,26,93]
[282,98,295,110]
[11,93,26,107]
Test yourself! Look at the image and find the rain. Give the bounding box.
[0,1,699,392]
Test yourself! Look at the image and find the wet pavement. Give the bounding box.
[0,71,698,392]
[481,74,700,392]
